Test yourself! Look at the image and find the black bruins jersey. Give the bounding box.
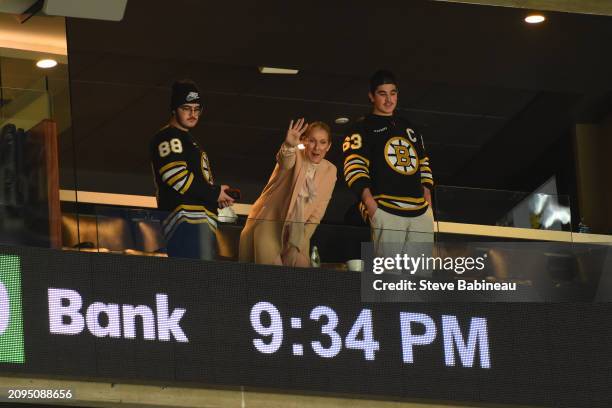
[342,114,433,218]
[150,126,220,239]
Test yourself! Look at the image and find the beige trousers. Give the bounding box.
[239,219,310,267]
[370,206,435,256]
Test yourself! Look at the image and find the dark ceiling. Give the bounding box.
[62,0,612,220]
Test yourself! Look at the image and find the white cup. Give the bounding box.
[346,259,364,272]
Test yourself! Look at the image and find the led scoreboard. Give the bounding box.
[0,245,610,408]
[249,302,490,368]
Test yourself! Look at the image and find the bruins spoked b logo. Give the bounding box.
[201,152,213,184]
[384,137,418,175]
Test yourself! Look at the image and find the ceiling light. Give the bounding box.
[335,117,350,125]
[525,14,546,24]
[258,66,299,75]
[36,59,58,69]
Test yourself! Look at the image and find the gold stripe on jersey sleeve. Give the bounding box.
[344,153,370,167]
[167,170,189,186]
[347,172,370,187]
[159,160,187,174]
[179,173,194,194]
[343,156,368,169]
[344,163,369,174]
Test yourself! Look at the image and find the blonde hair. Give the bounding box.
[302,121,331,143]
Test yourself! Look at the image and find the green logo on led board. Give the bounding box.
[0,255,24,363]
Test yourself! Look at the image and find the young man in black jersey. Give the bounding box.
[342,70,434,253]
[150,80,235,260]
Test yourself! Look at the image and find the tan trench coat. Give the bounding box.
[239,146,337,267]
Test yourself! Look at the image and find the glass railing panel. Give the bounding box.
[54,205,612,302]
[0,203,62,249]
[0,86,64,249]
[434,185,572,232]
[0,58,78,251]
[79,207,435,266]
[78,206,166,255]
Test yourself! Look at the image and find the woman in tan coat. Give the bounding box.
[239,118,337,267]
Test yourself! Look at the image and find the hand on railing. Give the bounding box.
[218,185,235,208]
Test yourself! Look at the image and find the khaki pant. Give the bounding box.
[370,206,435,257]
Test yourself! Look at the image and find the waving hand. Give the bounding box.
[285,118,309,147]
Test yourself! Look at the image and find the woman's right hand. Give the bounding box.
[285,118,308,147]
